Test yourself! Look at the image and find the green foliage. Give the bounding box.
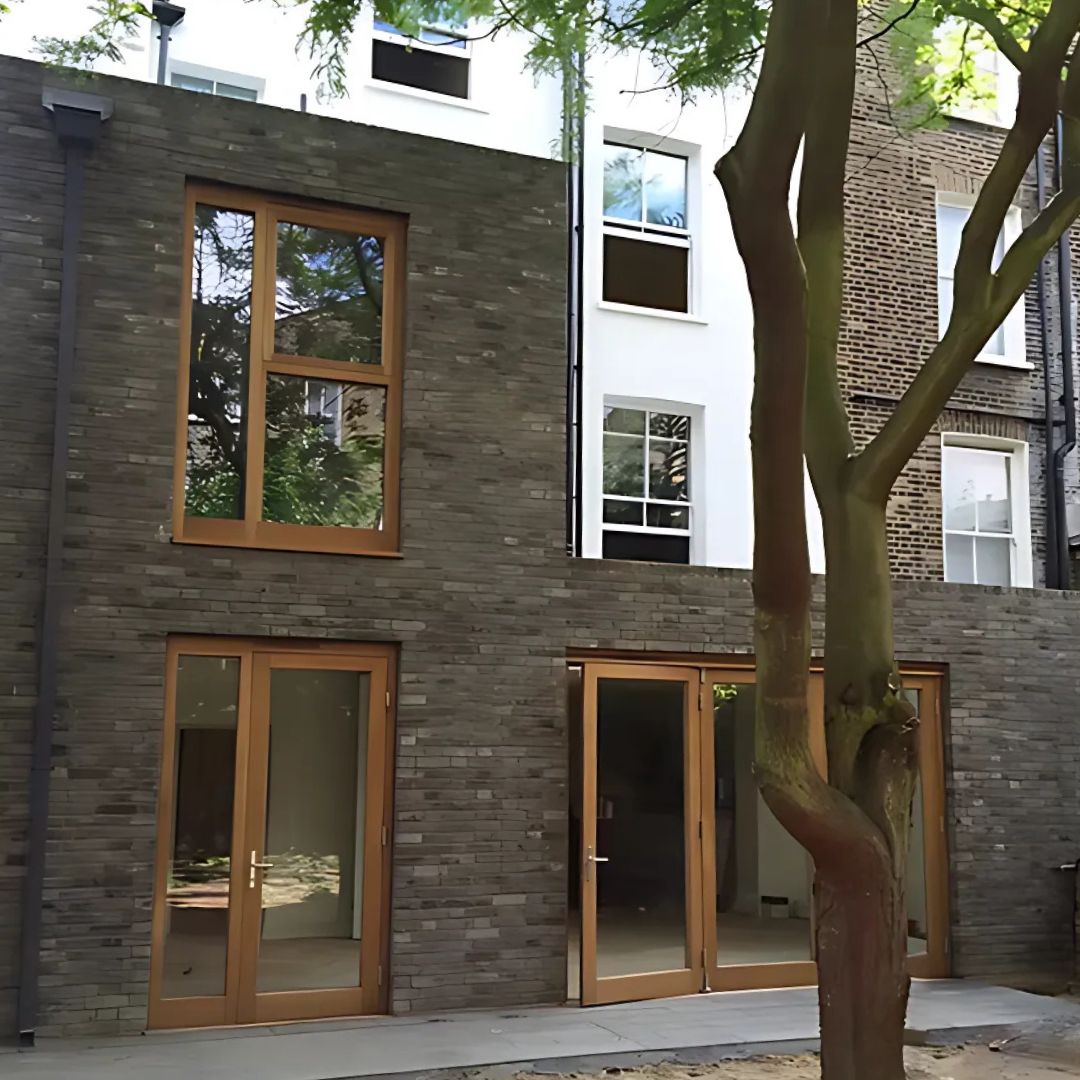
[36,0,150,68]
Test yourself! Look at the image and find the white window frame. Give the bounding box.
[368,17,475,104]
[600,133,696,318]
[168,61,264,102]
[936,192,1028,369]
[941,434,1032,588]
[601,398,697,554]
[940,34,1019,129]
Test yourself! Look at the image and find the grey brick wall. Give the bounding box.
[2,54,1080,1040]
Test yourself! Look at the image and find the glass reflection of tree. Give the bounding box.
[263,378,384,529]
[649,414,689,503]
[275,224,383,364]
[185,208,254,519]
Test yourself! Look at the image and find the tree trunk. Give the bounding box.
[814,489,918,1080]
[816,857,910,1080]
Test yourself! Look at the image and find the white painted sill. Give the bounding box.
[365,79,490,113]
[974,354,1035,371]
[596,300,709,325]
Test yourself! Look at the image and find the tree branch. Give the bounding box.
[856,0,920,50]
[853,0,1080,501]
[798,0,858,504]
[952,0,1030,72]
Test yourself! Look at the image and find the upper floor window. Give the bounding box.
[170,71,260,102]
[942,438,1031,587]
[175,185,404,556]
[371,20,470,100]
[602,143,689,313]
[602,405,691,563]
[935,195,1026,367]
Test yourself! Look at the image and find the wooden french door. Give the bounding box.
[149,638,394,1029]
[577,661,948,1006]
[579,664,704,1005]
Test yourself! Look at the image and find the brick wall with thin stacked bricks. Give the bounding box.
[843,61,1080,585]
[2,51,1080,1038]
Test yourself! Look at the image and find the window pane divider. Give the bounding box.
[266,355,392,385]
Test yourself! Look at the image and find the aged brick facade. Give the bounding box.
[1,53,1080,1039]
[843,64,1080,584]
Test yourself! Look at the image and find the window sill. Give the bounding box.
[365,79,489,113]
[974,354,1034,371]
[597,301,708,325]
[174,523,403,559]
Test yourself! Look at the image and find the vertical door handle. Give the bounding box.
[249,849,273,887]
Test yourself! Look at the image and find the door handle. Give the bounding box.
[584,845,609,882]
[249,850,273,888]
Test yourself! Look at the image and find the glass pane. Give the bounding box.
[263,376,386,529]
[185,206,254,520]
[712,683,812,965]
[163,656,240,998]
[936,203,967,274]
[603,144,643,222]
[596,678,688,977]
[603,234,689,313]
[646,503,690,530]
[945,533,976,584]
[172,74,214,93]
[648,438,689,502]
[644,151,687,229]
[258,668,368,992]
[946,447,1011,532]
[603,406,646,435]
[976,535,1012,586]
[649,412,689,440]
[275,223,383,364]
[603,433,645,497]
[901,688,928,956]
[419,27,467,47]
[977,458,1011,531]
[216,82,259,101]
[603,499,643,526]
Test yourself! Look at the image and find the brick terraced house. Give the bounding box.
[2,0,1080,1043]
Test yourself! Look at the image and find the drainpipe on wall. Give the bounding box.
[152,1,186,85]
[18,88,112,1048]
[564,47,586,557]
[1052,111,1077,590]
[1036,142,1060,587]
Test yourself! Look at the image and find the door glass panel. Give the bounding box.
[595,678,687,977]
[712,683,812,965]
[163,655,240,998]
[257,668,369,992]
[902,688,929,956]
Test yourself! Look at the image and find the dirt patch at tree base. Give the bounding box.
[520,1046,1078,1080]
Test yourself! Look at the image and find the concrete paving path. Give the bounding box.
[3,980,1078,1080]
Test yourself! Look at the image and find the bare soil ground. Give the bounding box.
[522,1047,1080,1080]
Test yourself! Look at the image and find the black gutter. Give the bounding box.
[152,1,187,84]
[1036,141,1060,587]
[18,88,111,1048]
[564,48,586,557]
[1053,111,1077,589]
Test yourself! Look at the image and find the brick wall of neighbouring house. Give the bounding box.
[843,65,1080,586]
[2,53,1080,1039]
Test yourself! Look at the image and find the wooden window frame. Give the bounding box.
[173,184,406,557]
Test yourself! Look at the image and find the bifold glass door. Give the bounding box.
[149,640,393,1029]
[576,662,947,1006]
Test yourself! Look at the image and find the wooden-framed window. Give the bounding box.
[174,184,405,556]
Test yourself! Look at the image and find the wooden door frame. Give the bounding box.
[149,637,395,1030]
[580,662,703,1006]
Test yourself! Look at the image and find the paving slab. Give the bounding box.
[2,980,1077,1080]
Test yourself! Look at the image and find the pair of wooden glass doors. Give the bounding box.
[573,661,948,1006]
[148,639,394,1029]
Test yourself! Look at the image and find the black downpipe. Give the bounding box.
[152,2,187,84]
[18,92,111,1047]
[1037,143,1060,587]
[1054,111,1077,589]
[564,49,586,557]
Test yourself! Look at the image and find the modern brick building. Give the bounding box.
[1,15,1080,1046]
